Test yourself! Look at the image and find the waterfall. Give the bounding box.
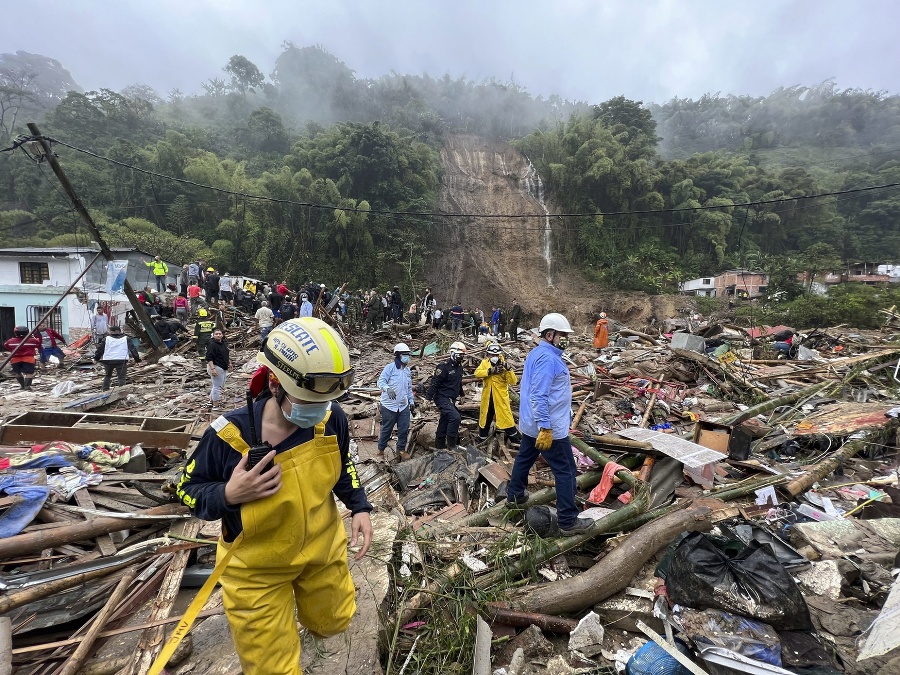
[522,158,553,286]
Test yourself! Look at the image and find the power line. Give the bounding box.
[23,135,900,221]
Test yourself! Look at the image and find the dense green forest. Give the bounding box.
[2,44,900,299]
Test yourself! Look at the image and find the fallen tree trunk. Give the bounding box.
[513,503,714,615]
[785,437,871,497]
[0,504,189,560]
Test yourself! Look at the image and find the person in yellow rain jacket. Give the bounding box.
[144,255,169,293]
[593,312,609,351]
[474,341,521,444]
[175,317,373,675]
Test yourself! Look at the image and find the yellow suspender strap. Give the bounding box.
[150,417,249,675]
[147,533,243,675]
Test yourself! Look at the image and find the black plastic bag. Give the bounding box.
[663,532,812,630]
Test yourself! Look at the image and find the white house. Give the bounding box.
[0,247,180,343]
[679,276,717,297]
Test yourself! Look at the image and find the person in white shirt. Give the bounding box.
[91,306,109,344]
[220,272,234,305]
[255,301,275,340]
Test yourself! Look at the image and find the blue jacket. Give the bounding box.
[518,340,572,438]
[377,358,414,412]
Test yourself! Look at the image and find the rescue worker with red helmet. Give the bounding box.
[175,317,373,675]
[426,341,466,448]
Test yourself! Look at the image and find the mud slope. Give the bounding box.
[424,134,689,331]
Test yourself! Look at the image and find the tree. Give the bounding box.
[224,55,265,96]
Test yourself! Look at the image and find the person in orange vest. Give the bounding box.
[593,312,609,351]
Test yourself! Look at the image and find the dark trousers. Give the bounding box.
[508,434,579,528]
[378,404,411,452]
[197,336,210,358]
[102,360,128,390]
[510,320,519,339]
[435,395,461,440]
[155,276,166,292]
[478,396,520,440]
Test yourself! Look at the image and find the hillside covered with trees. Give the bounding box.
[2,44,899,301]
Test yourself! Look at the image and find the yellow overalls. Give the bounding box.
[214,412,357,675]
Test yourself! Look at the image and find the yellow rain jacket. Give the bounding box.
[474,357,518,429]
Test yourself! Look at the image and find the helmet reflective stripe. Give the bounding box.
[319,325,347,372]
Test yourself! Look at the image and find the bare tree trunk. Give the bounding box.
[513,504,713,615]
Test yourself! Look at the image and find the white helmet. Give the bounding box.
[257,317,353,403]
[393,342,411,355]
[486,342,502,355]
[449,341,467,355]
[599,312,607,319]
[538,312,573,334]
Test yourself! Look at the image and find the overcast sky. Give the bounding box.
[9,0,899,104]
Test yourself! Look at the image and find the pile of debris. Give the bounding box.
[3,313,900,673]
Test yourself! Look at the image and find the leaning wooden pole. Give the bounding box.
[56,568,138,675]
[26,123,165,351]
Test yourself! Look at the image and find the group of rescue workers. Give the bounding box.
[163,307,590,675]
[4,258,596,675]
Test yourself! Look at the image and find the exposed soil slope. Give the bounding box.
[424,134,690,332]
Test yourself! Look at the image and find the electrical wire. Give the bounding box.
[26,135,900,221]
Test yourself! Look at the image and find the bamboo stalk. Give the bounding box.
[784,437,871,496]
[571,393,593,429]
[640,393,657,428]
[486,605,579,633]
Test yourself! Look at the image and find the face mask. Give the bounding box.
[557,338,569,351]
[489,356,499,364]
[400,355,410,364]
[283,400,330,428]
[450,353,461,364]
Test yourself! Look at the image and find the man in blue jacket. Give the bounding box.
[377,342,415,455]
[507,312,593,536]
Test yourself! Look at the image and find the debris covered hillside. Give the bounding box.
[4,305,900,675]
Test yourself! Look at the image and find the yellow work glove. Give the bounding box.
[535,428,553,451]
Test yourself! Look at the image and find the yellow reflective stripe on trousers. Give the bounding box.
[147,532,243,675]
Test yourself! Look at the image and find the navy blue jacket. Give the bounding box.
[177,399,371,542]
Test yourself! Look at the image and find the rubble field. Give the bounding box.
[3,310,900,674]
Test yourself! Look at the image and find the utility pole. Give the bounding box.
[27,123,165,350]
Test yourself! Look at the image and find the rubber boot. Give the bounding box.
[435,437,447,450]
[447,435,459,449]
[23,378,33,390]
[16,375,25,389]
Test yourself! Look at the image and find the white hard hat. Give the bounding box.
[486,342,502,355]
[449,341,467,355]
[538,312,573,334]
[393,342,411,354]
[257,318,354,402]
[599,312,607,319]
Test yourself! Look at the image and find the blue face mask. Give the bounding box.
[400,354,410,364]
[283,400,330,428]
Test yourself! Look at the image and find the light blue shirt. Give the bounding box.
[518,340,572,438]
[299,301,313,317]
[377,359,414,412]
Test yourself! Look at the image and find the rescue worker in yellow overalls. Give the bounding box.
[175,317,373,675]
[474,341,521,444]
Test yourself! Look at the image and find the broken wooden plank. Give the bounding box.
[0,504,188,559]
[74,489,117,557]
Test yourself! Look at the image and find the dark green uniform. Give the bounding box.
[194,319,216,359]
